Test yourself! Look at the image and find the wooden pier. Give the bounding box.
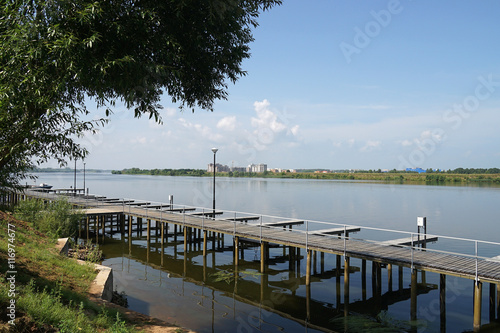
[18,189,500,331]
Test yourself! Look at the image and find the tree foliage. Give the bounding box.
[0,0,281,189]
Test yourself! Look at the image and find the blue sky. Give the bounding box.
[63,0,500,171]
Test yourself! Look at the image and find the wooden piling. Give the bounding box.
[440,274,446,333]
[362,259,367,301]
[86,216,89,240]
[473,280,482,331]
[497,283,500,320]
[260,242,268,273]
[161,222,165,249]
[101,215,105,242]
[399,266,404,291]
[184,227,187,252]
[147,219,151,244]
[490,283,496,322]
[306,249,312,286]
[128,215,132,239]
[234,236,239,266]
[203,230,207,257]
[411,269,417,322]
[344,256,350,317]
[388,264,393,292]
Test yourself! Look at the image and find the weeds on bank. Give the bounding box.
[0,212,138,332]
[13,198,83,239]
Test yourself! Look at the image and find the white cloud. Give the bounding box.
[360,140,381,152]
[165,107,177,117]
[130,136,147,145]
[217,116,237,131]
[251,99,287,133]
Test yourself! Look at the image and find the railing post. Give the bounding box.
[475,240,479,284]
[260,215,263,242]
[411,233,414,271]
[343,225,347,257]
[306,221,309,250]
[202,208,205,230]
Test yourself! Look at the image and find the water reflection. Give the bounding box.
[98,222,499,333]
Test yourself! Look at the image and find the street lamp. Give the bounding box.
[83,162,86,196]
[74,159,77,196]
[211,148,218,216]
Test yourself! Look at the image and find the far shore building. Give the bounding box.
[246,163,267,173]
[207,163,230,172]
[208,163,269,173]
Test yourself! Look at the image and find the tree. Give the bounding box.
[0,0,281,189]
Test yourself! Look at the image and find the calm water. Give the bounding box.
[33,172,500,332]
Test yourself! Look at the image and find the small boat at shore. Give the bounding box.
[32,183,53,189]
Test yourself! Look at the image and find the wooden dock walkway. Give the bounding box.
[21,188,500,331]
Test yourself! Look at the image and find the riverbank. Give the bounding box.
[0,211,193,332]
[111,168,500,184]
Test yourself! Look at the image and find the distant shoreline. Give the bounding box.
[33,167,500,184]
[109,168,500,184]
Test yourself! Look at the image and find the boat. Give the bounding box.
[32,183,53,189]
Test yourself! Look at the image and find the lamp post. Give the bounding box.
[73,159,77,196]
[211,148,218,216]
[83,162,86,196]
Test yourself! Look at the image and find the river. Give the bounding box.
[33,172,500,332]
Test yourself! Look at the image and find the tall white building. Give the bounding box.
[246,163,267,173]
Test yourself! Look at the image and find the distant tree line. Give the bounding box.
[112,168,206,177]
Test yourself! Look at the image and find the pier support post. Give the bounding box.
[376,262,382,296]
[306,249,312,286]
[147,219,151,244]
[95,216,98,243]
[161,222,165,249]
[440,274,446,333]
[497,283,500,320]
[234,236,239,266]
[399,266,404,291]
[388,264,393,292]
[86,216,89,240]
[473,280,482,332]
[184,227,187,253]
[128,216,132,239]
[203,230,207,257]
[289,246,295,272]
[344,256,350,317]
[101,215,105,242]
[411,269,417,323]
[313,251,317,275]
[260,242,268,273]
[361,259,367,301]
[490,283,496,322]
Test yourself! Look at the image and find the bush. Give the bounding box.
[14,198,83,238]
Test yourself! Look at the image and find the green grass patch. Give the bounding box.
[0,211,139,332]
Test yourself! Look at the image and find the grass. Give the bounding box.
[0,210,139,332]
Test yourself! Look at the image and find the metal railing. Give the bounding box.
[21,188,500,281]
